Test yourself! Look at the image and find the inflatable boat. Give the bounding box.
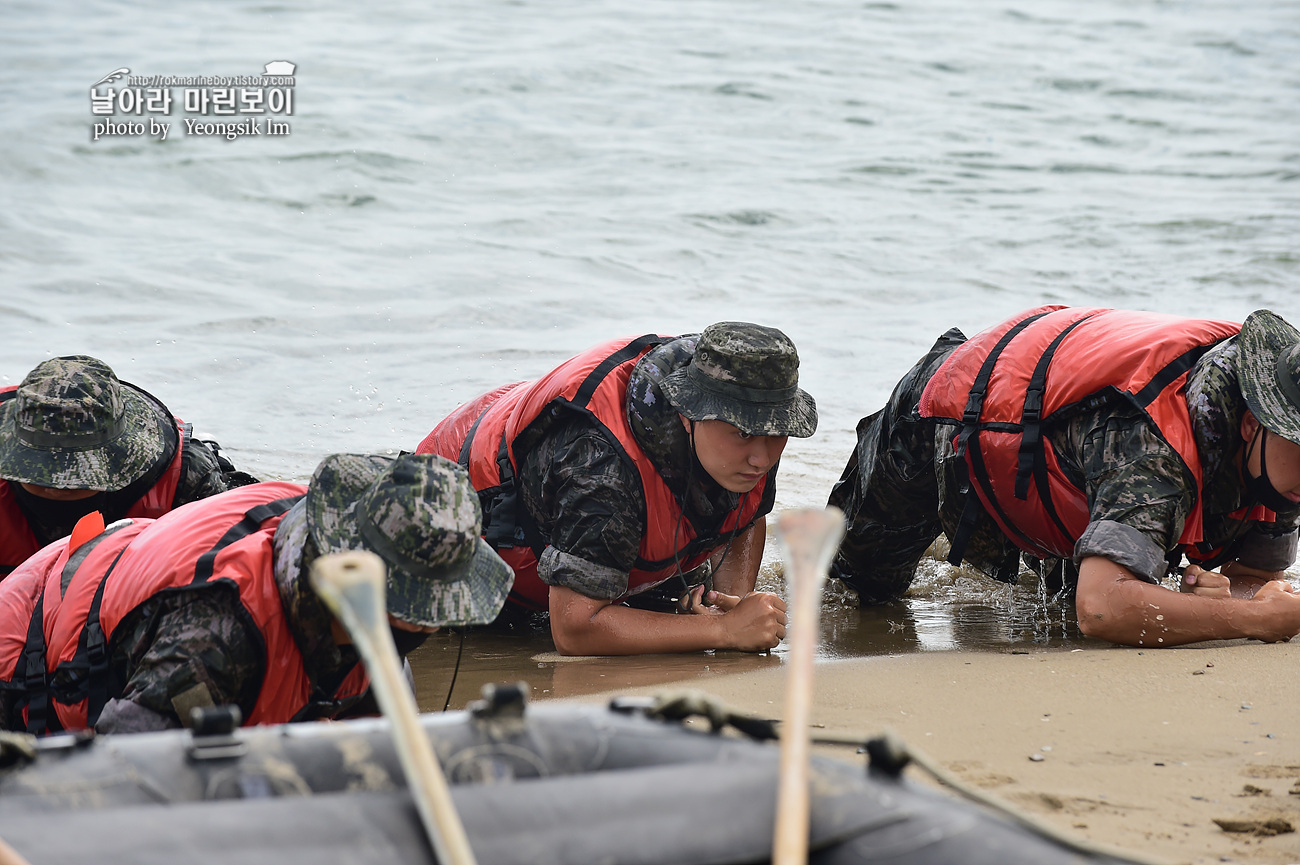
[0,683,1144,865]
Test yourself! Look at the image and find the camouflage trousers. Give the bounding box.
[827,328,966,604]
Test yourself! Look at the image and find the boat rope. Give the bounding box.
[811,729,1171,865]
[628,690,779,741]
[624,692,1167,865]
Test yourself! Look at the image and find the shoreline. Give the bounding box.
[562,640,1300,865]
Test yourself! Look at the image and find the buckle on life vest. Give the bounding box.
[83,620,110,728]
[20,645,49,736]
[1014,382,1045,501]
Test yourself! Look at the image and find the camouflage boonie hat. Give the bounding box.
[1238,310,1300,446]
[660,322,817,438]
[305,453,513,628]
[0,356,169,491]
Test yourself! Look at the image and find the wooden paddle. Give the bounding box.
[310,550,478,865]
[0,836,34,865]
[771,507,846,865]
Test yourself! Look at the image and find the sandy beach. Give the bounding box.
[562,640,1300,865]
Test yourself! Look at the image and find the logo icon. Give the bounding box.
[263,61,296,76]
[92,68,131,88]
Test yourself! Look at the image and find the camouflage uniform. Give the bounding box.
[0,356,256,549]
[6,454,512,735]
[93,502,364,734]
[520,336,779,601]
[829,333,1300,603]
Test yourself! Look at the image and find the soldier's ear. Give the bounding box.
[1240,409,1261,442]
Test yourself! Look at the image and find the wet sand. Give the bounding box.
[410,569,1090,711]
[555,641,1300,865]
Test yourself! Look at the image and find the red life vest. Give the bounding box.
[417,335,769,610]
[0,385,188,577]
[919,306,1245,563]
[0,483,370,734]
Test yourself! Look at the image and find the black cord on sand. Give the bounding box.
[441,628,466,713]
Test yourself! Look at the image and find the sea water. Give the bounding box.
[2,0,1298,694]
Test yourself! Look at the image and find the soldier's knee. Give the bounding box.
[829,556,917,606]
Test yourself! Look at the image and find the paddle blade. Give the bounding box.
[310,550,390,647]
[774,507,845,596]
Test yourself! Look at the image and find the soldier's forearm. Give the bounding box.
[710,520,765,597]
[1076,556,1300,646]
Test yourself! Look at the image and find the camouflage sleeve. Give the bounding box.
[100,586,264,733]
[173,434,232,505]
[95,698,176,733]
[520,425,645,600]
[1075,520,1168,583]
[1230,524,1298,573]
[1064,408,1196,581]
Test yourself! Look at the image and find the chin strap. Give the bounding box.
[1242,424,1294,513]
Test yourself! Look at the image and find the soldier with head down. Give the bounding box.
[0,453,512,734]
[417,322,817,656]
[0,355,256,578]
[828,306,1300,647]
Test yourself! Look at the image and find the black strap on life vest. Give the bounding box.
[454,401,503,546]
[457,408,490,470]
[82,548,128,727]
[477,334,668,553]
[947,311,1053,567]
[1006,314,1102,553]
[1132,342,1222,409]
[191,496,304,585]
[571,335,666,408]
[19,593,49,735]
[1014,313,1097,502]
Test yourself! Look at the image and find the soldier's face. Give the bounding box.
[1241,413,1300,504]
[19,483,100,501]
[681,417,787,493]
[389,615,438,634]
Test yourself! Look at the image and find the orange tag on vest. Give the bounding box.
[68,511,106,553]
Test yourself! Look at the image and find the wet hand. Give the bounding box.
[677,584,714,613]
[1247,580,1300,643]
[706,590,787,651]
[1180,566,1231,599]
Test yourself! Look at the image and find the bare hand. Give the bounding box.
[1180,565,1231,599]
[676,584,712,613]
[692,590,787,651]
[1245,579,1300,643]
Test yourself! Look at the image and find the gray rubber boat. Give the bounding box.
[0,685,1144,865]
